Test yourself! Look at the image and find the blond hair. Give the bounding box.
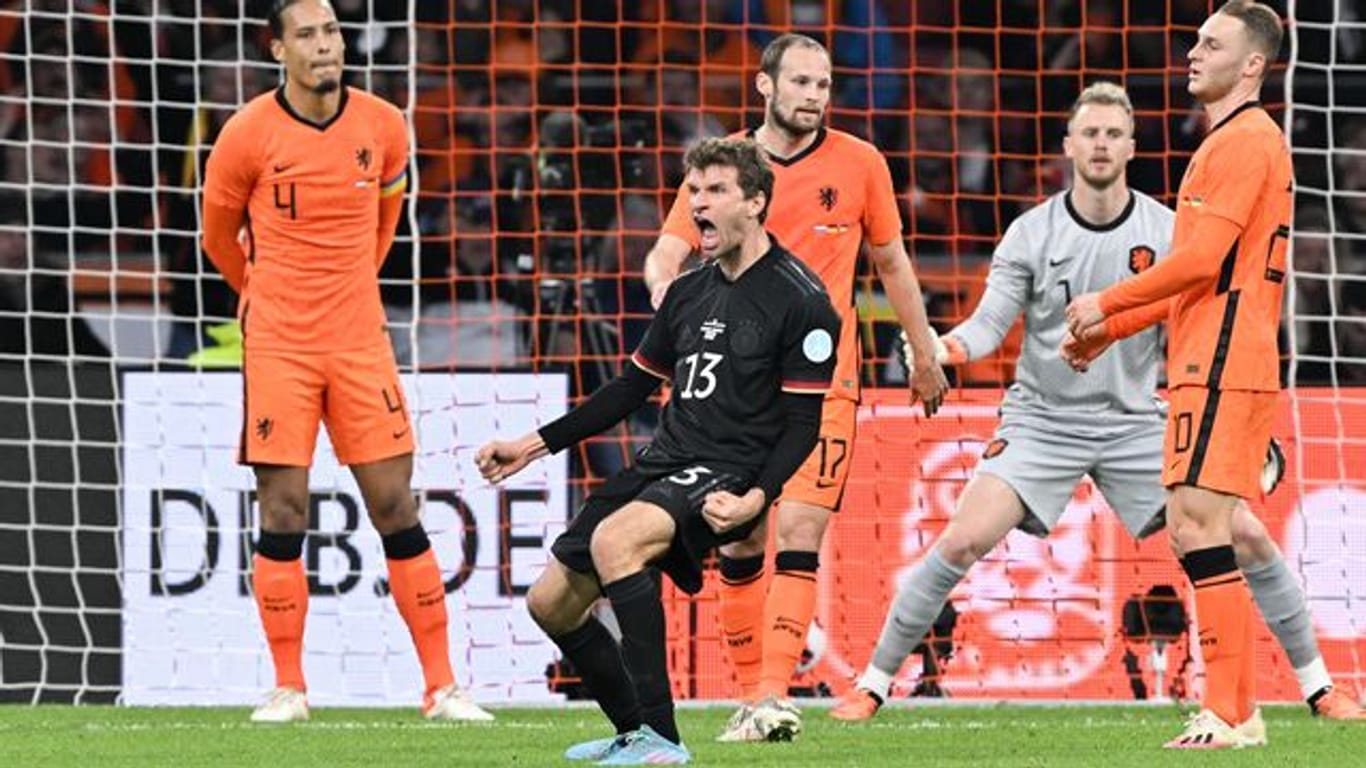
[1067,81,1135,134]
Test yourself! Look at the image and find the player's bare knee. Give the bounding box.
[1230,505,1277,566]
[1166,527,1188,560]
[774,503,830,552]
[526,576,573,634]
[936,526,984,570]
[589,525,642,582]
[257,487,309,532]
[1166,516,1221,557]
[1166,516,1196,557]
[775,519,826,552]
[719,536,764,560]
[364,490,418,535]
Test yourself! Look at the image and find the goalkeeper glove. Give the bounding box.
[898,327,966,368]
[1260,436,1286,495]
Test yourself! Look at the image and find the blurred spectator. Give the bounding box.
[633,0,762,127]
[393,191,527,368]
[908,47,1002,253]
[0,193,108,359]
[492,71,536,156]
[908,111,954,239]
[1336,278,1366,384]
[952,48,997,209]
[1047,3,1125,73]
[1334,119,1366,235]
[1288,203,1338,383]
[587,194,660,350]
[620,58,726,190]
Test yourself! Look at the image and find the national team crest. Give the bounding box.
[355,147,373,170]
[818,186,838,211]
[1128,245,1155,274]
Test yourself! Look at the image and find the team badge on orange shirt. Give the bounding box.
[355,147,372,170]
[1128,245,1155,274]
[819,186,838,211]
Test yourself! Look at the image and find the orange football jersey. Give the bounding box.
[662,128,903,401]
[203,86,409,352]
[1165,103,1292,391]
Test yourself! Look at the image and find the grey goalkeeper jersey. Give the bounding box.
[950,190,1173,437]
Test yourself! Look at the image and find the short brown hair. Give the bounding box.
[683,138,775,223]
[1217,0,1284,64]
[759,33,828,81]
[1067,81,1135,133]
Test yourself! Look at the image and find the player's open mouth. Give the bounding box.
[695,216,719,251]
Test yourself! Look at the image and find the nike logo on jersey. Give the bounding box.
[1048,258,1070,267]
[273,163,293,173]
[392,427,409,440]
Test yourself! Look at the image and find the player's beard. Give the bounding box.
[768,101,820,139]
[312,77,341,95]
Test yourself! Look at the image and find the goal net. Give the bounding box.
[1,0,1362,706]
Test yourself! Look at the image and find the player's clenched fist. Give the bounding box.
[475,435,546,484]
[701,488,767,534]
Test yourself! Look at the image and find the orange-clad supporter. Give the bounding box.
[643,33,947,742]
[200,0,492,726]
[632,0,764,119]
[1064,1,1323,749]
[8,7,141,185]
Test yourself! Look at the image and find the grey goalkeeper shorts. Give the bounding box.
[975,418,1167,540]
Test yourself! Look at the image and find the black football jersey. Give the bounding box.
[630,239,841,474]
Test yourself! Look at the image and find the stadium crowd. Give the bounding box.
[0,0,1361,382]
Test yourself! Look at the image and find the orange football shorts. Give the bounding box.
[239,341,414,467]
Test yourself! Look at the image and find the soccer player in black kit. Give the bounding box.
[476,137,840,765]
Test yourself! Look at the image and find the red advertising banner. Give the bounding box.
[663,388,1366,702]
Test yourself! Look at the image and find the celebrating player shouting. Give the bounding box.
[644,33,948,742]
[477,137,840,765]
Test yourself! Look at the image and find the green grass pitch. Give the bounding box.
[3,703,1364,766]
